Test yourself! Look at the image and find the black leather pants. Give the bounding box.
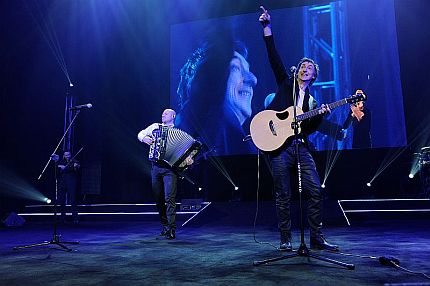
[270,143,323,239]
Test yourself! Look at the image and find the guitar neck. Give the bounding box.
[297,98,348,122]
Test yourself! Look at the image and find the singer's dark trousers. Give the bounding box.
[152,163,178,230]
[270,142,323,240]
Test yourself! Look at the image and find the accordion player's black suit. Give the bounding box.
[138,123,178,239]
[138,122,201,239]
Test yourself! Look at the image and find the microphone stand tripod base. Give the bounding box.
[253,243,355,270]
[13,232,79,252]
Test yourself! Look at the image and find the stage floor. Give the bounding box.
[1,209,429,285]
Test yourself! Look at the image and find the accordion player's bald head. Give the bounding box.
[162,109,176,125]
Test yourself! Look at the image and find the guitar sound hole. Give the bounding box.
[269,120,277,136]
[276,110,289,120]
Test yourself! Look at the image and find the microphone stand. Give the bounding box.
[253,71,354,269]
[13,110,82,252]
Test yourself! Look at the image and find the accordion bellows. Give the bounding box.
[149,125,201,171]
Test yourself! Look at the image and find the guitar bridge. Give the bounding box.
[269,120,277,136]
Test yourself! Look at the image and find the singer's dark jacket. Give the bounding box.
[263,35,323,149]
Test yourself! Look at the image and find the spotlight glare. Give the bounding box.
[321,184,326,189]
[69,83,74,87]
[198,187,202,191]
[234,186,239,191]
[44,198,52,204]
[408,174,414,179]
[366,182,371,187]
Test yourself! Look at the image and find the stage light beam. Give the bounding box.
[0,166,49,203]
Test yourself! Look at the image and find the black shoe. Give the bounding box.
[279,241,292,251]
[165,229,176,240]
[160,226,169,236]
[310,236,339,251]
[279,230,292,251]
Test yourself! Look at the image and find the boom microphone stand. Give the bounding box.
[13,110,82,252]
[253,70,354,269]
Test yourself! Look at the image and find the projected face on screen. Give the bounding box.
[170,0,406,155]
[173,32,259,155]
[225,51,257,126]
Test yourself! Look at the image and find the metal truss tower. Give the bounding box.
[303,2,352,150]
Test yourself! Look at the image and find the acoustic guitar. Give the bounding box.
[250,92,366,151]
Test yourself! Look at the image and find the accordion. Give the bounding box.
[148,125,202,171]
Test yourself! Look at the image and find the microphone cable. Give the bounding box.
[323,250,430,280]
[252,149,279,251]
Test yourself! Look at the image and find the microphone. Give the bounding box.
[69,103,93,110]
[379,256,400,266]
[290,66,297,74]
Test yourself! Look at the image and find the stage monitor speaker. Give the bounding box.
[180,199,203,211]
[2,212,25,227]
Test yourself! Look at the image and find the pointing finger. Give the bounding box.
[260,5,268,15]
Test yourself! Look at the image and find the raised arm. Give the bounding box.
[259,6,288,85]
[259,6,272,37]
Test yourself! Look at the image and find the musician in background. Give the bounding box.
[57,151,80,224]
[138,109,193,240]
[259,7,338,252]
[340,92,372,149]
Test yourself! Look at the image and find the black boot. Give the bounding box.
[165,228,176,240]
[310,235,339,251]
[279,230,292,251]
[160,226,169,236]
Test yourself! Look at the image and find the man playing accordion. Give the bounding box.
[138,108,196,239]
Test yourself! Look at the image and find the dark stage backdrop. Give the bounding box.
[1,0,429,213]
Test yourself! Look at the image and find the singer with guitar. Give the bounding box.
[257,6,339,252]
